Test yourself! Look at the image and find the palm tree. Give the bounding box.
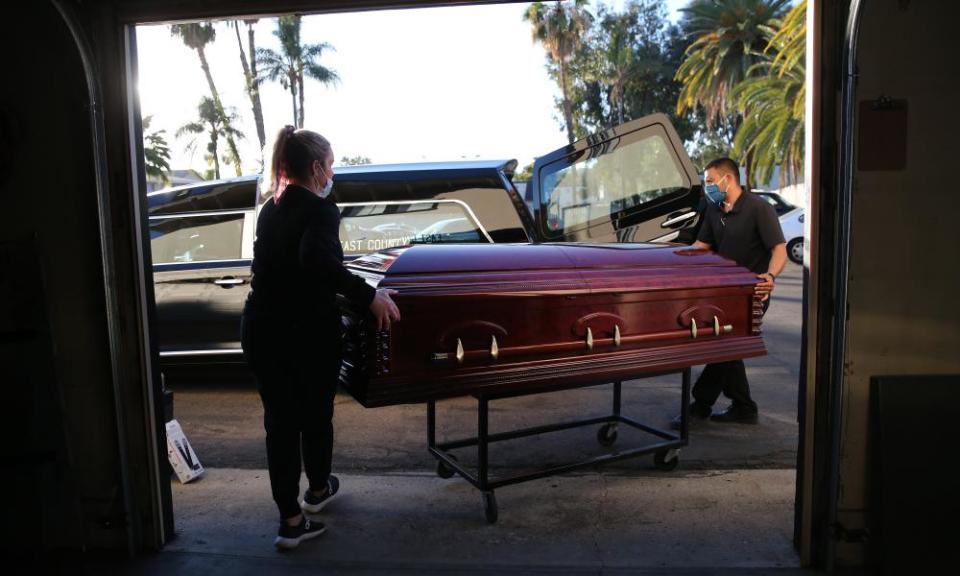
[524,1,593,145]
[732,0,806,186]
[171,23,244,175]
[142,115,171,186]
[231,19,266,161]
[256,39,299,126]
[177,97,245,180]
[674,0,789,188]
[257,15,339,128]
[674,0,789,128]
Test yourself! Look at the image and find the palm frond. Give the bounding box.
[255,47,287,82]
[674,0,790,126]
[305,63,339,85]
[176,122,205,139]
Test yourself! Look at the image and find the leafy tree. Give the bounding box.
[339,155,372,166]
[171,23,244,175]
[177,97,245,180]
[231,19,266,163]
[257,15,339,128]
[686,123,734,171]
[590,4,638,125]
[732,0,806,186]
[514,162,535,182]
[142,115,171,185]
[564,1,696,143]
[524,1,594,145]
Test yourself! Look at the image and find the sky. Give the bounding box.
[136,1,687,176]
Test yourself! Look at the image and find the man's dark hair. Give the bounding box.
[705,157,740,184]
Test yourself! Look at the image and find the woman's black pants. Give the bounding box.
[241,315,340,520]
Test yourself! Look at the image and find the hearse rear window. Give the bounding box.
[150,213,245,263]
[540,129,688,235]
[338,201,488,256]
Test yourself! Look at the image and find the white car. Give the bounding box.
[755,191,804,265]
[779,207,804,264]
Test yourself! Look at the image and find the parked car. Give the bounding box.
[754,190,797,216]
[755,191,804,265]
[779,207,805,265]
[148,113,703,364]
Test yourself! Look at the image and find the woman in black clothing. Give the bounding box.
[241,125,400,550]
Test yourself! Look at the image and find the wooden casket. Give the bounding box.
[339,243,766,408]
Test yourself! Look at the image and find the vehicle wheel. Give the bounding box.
[482,491,498,524]
[436,454,458,479]
[787,238,804,265]
[597,423,618,447]
[654,449,680,472]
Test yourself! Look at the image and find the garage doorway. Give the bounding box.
[127,1,809,570]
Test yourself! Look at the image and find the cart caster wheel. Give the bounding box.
[482,491,498,524]
[436,454,458,479]
[654,449,680,471]
[597,423,618,447]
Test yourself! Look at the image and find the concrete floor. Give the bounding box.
[138,468,806,575]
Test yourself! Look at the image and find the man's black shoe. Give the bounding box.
[710,405,759,425]
[670,402,712,430]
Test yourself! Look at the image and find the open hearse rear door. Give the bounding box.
[531,113,702,245]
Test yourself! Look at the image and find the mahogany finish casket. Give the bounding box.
[339,243,766,408]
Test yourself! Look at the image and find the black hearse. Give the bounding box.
[149,113,703,363]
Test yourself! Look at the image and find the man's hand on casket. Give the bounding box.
[755,273,775,302]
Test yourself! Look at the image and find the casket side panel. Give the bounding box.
[345,262,766,408]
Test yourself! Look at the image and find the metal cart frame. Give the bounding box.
[426,367,692,523]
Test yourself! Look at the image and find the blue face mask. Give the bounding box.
[703,175,728,205]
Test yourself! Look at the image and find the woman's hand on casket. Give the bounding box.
[370,289,401,330]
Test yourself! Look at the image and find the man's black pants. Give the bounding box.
[692,359,757,412]
[242,315,340,520]
[691,299,769,414]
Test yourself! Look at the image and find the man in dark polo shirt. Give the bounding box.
[672,158,787,427]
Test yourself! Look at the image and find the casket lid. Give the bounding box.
[348,243,734,275]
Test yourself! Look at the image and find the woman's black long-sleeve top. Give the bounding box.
[243,184,375,331]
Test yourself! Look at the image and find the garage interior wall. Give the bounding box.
[2,1,130,558]
[835,0,960,567]
[2,0,169,560]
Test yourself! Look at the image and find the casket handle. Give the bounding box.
[490,335,499,360]
[614,325,621,347]
[692,317,734,339]
[713,315,733,336]
[586,327,594,351]
[456,338,465,364]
